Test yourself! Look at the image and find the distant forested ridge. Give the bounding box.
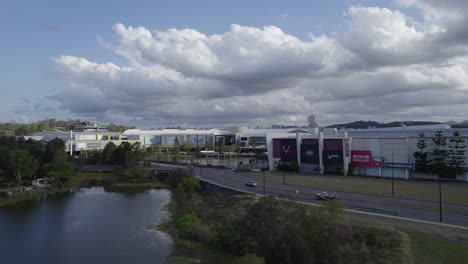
[327,120,442,129]
[0,119,135,136]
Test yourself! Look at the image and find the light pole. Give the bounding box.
[283,169,286,184]
[439,175,443,222]
[263,170,266,194]
[392,150,395,197]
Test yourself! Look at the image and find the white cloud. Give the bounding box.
[50,4,468,127]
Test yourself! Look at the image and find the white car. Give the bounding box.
[316,191,337,200]
[245,181,258,187]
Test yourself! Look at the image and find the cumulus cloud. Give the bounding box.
[51,4,468,127]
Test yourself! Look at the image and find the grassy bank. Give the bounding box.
[245,171,468,205]
[111,182,171,189]
[0,187,74,207]
[72,172,115,181]
[0,170,170,207]
[407,230,468,264]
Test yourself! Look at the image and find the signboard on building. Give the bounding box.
[385,163,414,170]
[351,150,372,167]
[86,142,102,149]
[372,156,384,168]
[76,142,87,150]
[351,150,384,168]
[279,138,297,162]
[301,144,319,164]
[323,150,343,165]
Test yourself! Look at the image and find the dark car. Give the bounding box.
[245,181,258,187]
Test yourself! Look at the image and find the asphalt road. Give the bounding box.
[152,163,468,227]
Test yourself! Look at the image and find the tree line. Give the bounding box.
[0,136,73,187]
[413,131,466,178]
[0,119,135,136]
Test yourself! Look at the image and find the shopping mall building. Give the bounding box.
[26,123,468,181]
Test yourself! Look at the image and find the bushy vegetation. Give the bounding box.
[276,160,299,172]
[0,136,73,187]
[164,177,411,264]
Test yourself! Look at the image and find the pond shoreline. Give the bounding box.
[0,172,171,207]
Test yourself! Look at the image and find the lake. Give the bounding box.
[0,187,174,264]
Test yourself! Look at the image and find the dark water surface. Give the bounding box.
[0,187,173,264]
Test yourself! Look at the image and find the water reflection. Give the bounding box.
[0,187,173,264]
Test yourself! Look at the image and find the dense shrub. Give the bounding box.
[181,177,201,193]
[121,168,150,182]
[176,214,200,237]
[166,175,408,264]
[155,168,191,187]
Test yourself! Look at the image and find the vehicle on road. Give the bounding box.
[245,181,258,187]
[316,191,337,200]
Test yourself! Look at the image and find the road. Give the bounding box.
[152,163,468,227]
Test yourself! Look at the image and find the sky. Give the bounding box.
[1,0,468,128]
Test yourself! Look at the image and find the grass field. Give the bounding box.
[406,230,468,264]
[72,172,115,181]
[111,182,171,189]
[246,171,468,205]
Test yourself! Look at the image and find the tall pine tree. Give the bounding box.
[431,131,448,178]
[448,131,466,178]
[414,133,431,174]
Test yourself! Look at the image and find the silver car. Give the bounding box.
[245,181,258,187]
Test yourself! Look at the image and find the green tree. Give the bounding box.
[8,149,39,183]
[173,145,180,161]
[431,131,448,178]
[102,142,117,164]
[181,141,194,152]
[0,169,7,187]
[45,138,66,163]
[205,143,214,151]
[413,132,431,174]
[48,162,74,186]
[112,141,133,165]
[448,131,466,177]
[124,151,138,168]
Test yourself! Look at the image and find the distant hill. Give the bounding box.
[327,120,442,129]
[444,120,468,128]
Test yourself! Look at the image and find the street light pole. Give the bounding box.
[392,150,394,197]
[263,170,266,194]
[439,175,443,222]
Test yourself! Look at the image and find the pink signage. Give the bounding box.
[351,150,384,167]
[351,150,372,167]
